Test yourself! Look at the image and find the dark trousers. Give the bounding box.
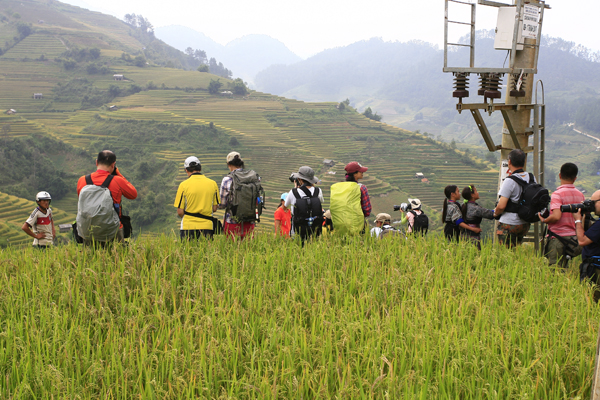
[580,258,600,302]
[294,224,322,244]
[444,222,460,242]
[180,229,213,240]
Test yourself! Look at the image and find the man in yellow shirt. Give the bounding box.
[174,156,220,239]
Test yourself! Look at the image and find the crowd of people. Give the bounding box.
[18,148,600,300]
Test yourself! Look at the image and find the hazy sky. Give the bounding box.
[62,0,599,59]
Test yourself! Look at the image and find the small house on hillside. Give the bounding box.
[109,105,118,111]
[33,93,43,99]
[415,172,424,179]
[220,91,233,97]
[113,74,124,81]
[5,109,16,115]
[421,178,430,184]
[323,159,335,167]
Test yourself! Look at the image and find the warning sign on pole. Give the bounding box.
[522,4,540,39]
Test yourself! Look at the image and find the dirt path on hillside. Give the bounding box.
[571,124,600,149]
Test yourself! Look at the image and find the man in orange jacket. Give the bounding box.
[76,150,138,243]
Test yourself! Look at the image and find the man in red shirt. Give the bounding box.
[76,150,138,243]
[538,162,585,269]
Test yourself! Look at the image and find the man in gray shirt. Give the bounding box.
[493,149,534,247]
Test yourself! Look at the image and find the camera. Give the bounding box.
[560,199,597,214]
[289,173,296,183]
[393,203,411,212]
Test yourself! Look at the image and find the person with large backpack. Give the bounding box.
[76,150,137,245]
[174,156,220,240]
[493,149,549,248]
[460,185,495,249]
[399,198,429,235]
[284,166,324,244]
[219,152,264,240]
[329,162,371,235]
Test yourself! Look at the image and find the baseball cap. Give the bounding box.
[184,156,201,168]
[227,151,241,163]
[408,198,422,209]
[375,213,391,223]
[281,193,288,201]
[345,161,368,174]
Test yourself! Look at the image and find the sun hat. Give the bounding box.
[375,213,391,223]
[226,151,241,163]
[345,161,368,174]
[408,198,422,209]
[291,166,319,185]
[281,193,288,201]
[184,156,201,168]
[324,209,332,219]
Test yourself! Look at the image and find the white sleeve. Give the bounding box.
[25,209,38,227]
[284,189,294,208]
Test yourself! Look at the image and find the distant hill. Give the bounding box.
[155,26,301,84]
[254,34,600,136]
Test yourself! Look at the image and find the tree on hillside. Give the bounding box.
[208,79,223,95]
[16,22,32,39]
[89,48,101,59]
[230,78,248,96]
[209,58,233,79]
[2,124,10,145]
[197,64,209,73]
[194,49,207,64]
[186,48,207,65]
[363,107,382,122]
[134,55,146,67]
[124,13,154,36]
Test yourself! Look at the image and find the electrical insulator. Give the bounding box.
[509,73,526,97]
[484,73,503,100]
[452,72,469,100]
[478,73,489,96]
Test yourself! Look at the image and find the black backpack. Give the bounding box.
[504,173,550,223]
[409,210,429,234]
[292,186,323,227]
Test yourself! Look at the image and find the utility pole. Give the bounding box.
[500,14,537,167]
[444,0,548,249]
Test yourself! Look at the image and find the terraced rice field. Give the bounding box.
[2,86,499,237]
[0,33,66,60]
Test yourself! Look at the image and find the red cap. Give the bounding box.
[345,161,368,174]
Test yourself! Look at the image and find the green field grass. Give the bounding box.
[0,234,598,398]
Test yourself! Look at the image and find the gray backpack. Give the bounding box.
[76,175,120,241]
[227,169,264,223]
[380,226,404,240]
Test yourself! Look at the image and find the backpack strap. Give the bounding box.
[183,210,216,222]
[85,174,93,185]
[101,175,115,188]
[292,188,301,200]
[547,228,578,256]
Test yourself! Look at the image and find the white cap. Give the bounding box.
[408,198,422,209]
[184,156,201,169]
[227,151,241,163]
